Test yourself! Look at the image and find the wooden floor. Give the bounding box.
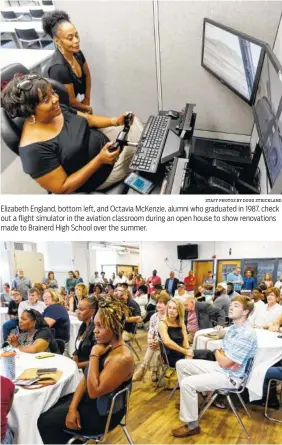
[106,329,282,444]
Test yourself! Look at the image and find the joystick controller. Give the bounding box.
[108,112,134,153]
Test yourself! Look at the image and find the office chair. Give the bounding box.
[1,63,129,194]
[64,383,134,444]
[264,378,282,424]
[199,357,255,439]
[29,8,44,19]
[1,63,70,156]
[1,10,23,20]
[15,28,47,49]
[55,339,65,355]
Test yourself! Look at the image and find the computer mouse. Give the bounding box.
[166,110,179,119]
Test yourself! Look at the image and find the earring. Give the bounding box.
[57,44,64,55]
[29,115,36,124]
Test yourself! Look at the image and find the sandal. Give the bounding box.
[213,401,226,409]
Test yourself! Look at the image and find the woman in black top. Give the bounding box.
[7,309,59,354]
[158,299,191,367]
[72,298,98,369]
[2,74,142,193]
[42,10,93,113]
[38,298,134,444]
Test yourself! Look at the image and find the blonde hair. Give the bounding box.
[44,288,64,305]
[166,298,185,326]
[75,283,88,298]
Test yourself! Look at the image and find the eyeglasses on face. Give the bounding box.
[16,74,43,92]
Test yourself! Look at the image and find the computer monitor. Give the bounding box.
[253,44,282,190]
[202,18,265,105]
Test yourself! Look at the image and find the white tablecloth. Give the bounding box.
[193,328,282,401]
[68,315,82,357]
[0,307,9,343]
[1,352,80,444]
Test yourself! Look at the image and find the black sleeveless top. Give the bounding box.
[46,49,86,97]
[161,321,185,367]
[19,105,113,192]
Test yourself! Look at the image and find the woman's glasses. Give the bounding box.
[16,74,42,92]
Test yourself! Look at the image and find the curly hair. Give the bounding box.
[1,73,49,119]
[42,10,71,38]
[23,309,49,330]
[97,298,130,339]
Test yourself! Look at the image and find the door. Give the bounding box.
[192,260,214,288]
[217,260,241,284]
[242,259,277,285]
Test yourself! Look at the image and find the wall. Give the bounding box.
[140,241,282,282]
[55,0,159,121]
[89,248,140,277]
[159,1,281,135]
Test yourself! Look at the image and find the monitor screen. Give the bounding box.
[177,244,198,260]
[253,45,282,187]
[202,18,265,104]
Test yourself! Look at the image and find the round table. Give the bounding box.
[193,328,282,401]
[0,307,9,342]
[1,351,80,444]
[68,314,82,357]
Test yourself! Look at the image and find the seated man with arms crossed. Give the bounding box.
[172,295,257,437]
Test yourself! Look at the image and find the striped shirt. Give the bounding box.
[222,321,257,379]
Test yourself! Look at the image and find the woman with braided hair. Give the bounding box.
[38,298,134,443]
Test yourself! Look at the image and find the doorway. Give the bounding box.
[217,260,241,283]
[192,260,214,288]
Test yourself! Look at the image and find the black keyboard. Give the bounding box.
[129,115,171,173]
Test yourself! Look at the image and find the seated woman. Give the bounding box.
[69,283,89,313]
[72,298,98,369]
[1,74,143,194]
[37,298,134,444]
[158,299,192,367]
[174,282,188,302]
[7,309,59,353]
[92,284,104,300]
[251,287,282,329]
[43,10,93,113]
[44,271,59,289]
[133,292,171,383]
[42,289,70,345]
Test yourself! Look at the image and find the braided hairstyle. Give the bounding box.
[1,73,49,119]
[97,297,130,339]
[42,10,71,39]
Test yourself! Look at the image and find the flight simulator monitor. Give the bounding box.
[253,44,282,190]
[202,18,265,105]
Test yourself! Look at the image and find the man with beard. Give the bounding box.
[226,282,239,299]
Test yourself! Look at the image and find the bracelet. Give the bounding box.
[111,117,118,126]
[90,354,100,358]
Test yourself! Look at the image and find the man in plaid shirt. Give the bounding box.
[172,295,257,438]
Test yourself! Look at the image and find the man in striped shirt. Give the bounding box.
[172,295,257,438]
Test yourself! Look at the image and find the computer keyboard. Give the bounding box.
[129,115,171,173]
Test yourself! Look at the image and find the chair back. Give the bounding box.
[102,382,132,439]
[29,9,44,19]
[1,63,29,155]
[158,338,171,368]
[55,338,65,355]
[1,10,17,20]
[238,357,255,393]
[15,27,40,42]
[42,0,53,4]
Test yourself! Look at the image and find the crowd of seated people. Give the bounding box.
[2,265,282,443]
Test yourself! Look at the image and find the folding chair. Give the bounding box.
[264,378,282,424]
[124,324,142,361]
[199,357,255,439]
[65,383,134,444]
[154,339,179,405]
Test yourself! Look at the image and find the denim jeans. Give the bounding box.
[2,425,14,444]
[263,366,282,397]
[2,319,18,342]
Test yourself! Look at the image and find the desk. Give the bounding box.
[2,5,54,13]
[0,48,54,72]
[1,351,80,444]
[1,21,44,48]
[68,314,82,357]
[193,328,282,401]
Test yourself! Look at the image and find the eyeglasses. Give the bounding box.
[16,74,42,92]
